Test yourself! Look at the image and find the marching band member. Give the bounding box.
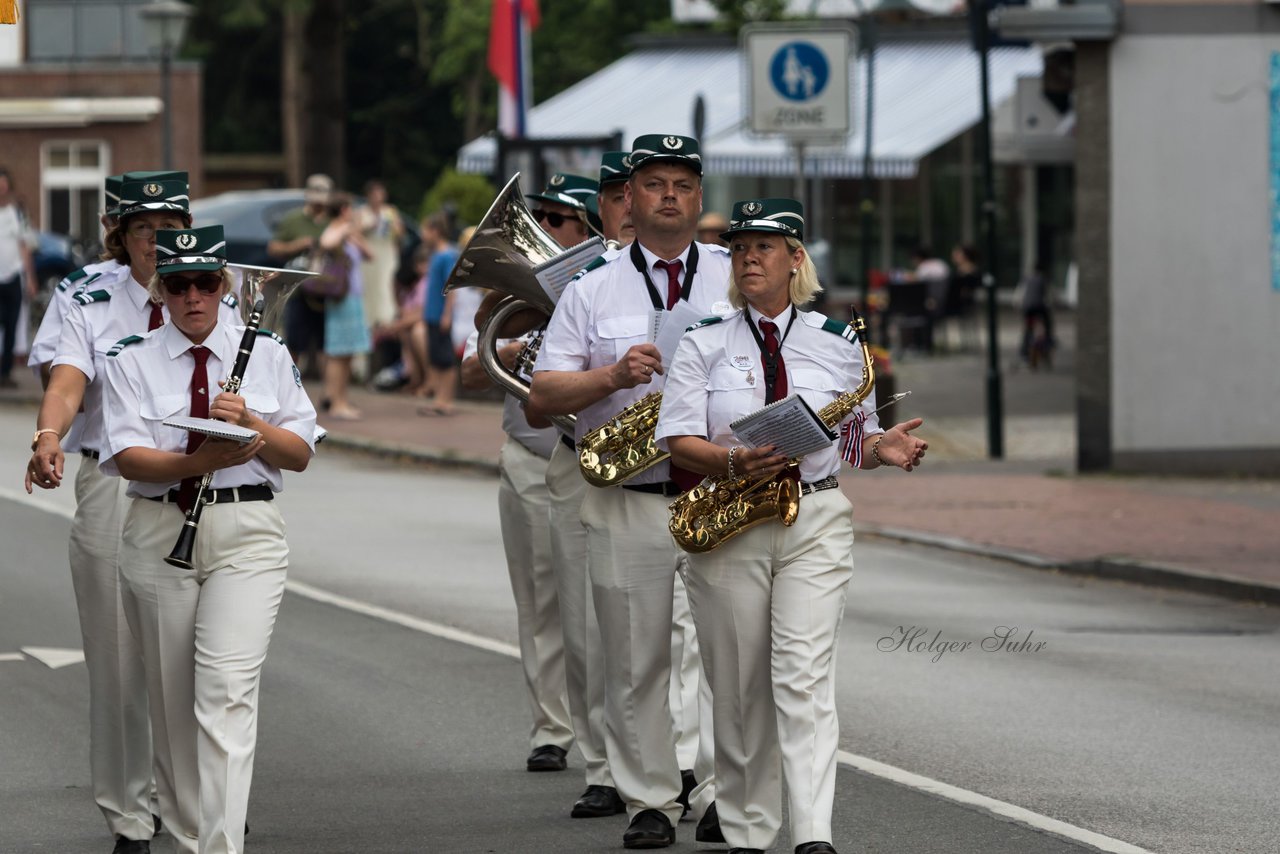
[655,199,927,854]
[540,155,630,819]
[24,173,218,854]
[526,172,599,248]
[99,226,315,854]
[529,134,725,849]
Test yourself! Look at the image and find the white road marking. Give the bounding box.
[4,491,1154,854]
[0,652,25,662]
[21,646,86,669]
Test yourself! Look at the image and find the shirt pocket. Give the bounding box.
[595,314,649,363]
[790,367,843,415]
[241,390,281,421]
[139,393,191,449]
[708,365,759,444]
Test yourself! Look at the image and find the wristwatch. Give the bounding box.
[31,428,59,451]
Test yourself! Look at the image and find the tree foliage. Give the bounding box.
[186,1,679,212]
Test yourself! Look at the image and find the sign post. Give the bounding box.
[743,23,855,293]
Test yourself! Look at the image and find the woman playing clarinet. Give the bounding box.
[99,225,316,854]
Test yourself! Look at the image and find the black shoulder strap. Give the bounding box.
[629,241,700,311]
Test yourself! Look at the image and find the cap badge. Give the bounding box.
[143,183,163,198]
[176,233,198,250]
[663,136,683,151]
[742,201,763,216]
[550,174,565,186]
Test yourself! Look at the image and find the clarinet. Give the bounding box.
[165,299,267,569]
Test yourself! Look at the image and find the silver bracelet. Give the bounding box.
[871,436,887,467]
[727,445,741,478]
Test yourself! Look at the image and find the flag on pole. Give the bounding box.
[488,0,540,138]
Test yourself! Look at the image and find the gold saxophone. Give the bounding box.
[578,392,668,487]
[668,328,876,553]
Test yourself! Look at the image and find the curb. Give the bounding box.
[317,431,500,477]
[855,523,1280,607]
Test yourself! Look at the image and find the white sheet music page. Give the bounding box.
[654,300,707,368]
[533,237,606,305]
[163,416,260,445]
[729,393,836,459]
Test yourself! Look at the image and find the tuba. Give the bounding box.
[667,317,876,553]
[444,173,602,431]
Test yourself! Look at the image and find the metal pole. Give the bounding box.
[858,15,876,324]
[161,44,173,170]
[794,139,807,222]
[971,0,1004,458]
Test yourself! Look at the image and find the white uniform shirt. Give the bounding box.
[0,202,35,281]
[100,321,317,498]
[655,307,884,483]
[51,272,240,455]
[463,328,558,460]
[534,240,732,485]
[28,259,125,369]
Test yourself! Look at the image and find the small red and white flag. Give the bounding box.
[488,0,540,138]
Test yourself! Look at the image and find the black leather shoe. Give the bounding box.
[526,744,568,772]
[112,838,150,854]
[795,842,838,854]
[729,849,765,854]
[676,768,696,818]
[152,814,162,835]
[622,809,675,849]
[695,802,726,843]
[571,784,626,818]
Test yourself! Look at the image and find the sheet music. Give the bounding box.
[533,237,606,305]
[163,416,260,445]
[729,394,836,459]
[653,301,707,368]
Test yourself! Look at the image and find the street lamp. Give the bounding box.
[140,0,195,170]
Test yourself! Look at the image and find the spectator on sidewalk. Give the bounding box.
[909,246,950,353]
[449,226,482,358]
[357,179,404,334]
[319,193,372,420]
[1019,262,1055,369]
[0,166,38,387]
[418,212,459,416]
[268,173,332,377]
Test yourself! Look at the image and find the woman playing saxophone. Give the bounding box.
[653,198,926,854]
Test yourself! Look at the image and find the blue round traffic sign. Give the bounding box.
[769,41,830,102]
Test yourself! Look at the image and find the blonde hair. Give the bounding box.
[727,235,823,310]
[147,267,235,305]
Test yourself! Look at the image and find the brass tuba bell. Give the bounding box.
[445,173,603,431]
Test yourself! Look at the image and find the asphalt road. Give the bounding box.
[2,405,1277,853]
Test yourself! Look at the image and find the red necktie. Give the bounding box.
[655,259,683,310]
[758,319,800,484]
[148,302,163,331]
[759,320,788,403]
[176,346,211,513]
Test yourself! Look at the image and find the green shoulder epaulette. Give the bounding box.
[73,288,112,306]
[570,254,610,283]
[57,267,91,293]
[222,293,239,309]
[821,317,861,343]
[685,315,724,333]
[106,335,144,357]
[255,328,285,345]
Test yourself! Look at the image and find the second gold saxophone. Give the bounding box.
[578,391,667,487]
[668,327,876,553]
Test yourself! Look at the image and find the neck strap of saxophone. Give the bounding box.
[630,240,700,310]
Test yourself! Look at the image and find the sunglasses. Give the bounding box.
[160,273,223,296]
[533,209,578,229]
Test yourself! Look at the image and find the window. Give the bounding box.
[41,140,110,247]
[26,0,153,62]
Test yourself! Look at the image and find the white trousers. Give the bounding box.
[581,486,714,826]
[120,497,288,854]
[545,440,611,787]
[69,460,154,841]
[498,438,574,751]
[683,488,855,850]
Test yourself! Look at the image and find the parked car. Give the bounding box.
[188,189,421,283]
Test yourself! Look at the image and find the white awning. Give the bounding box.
[458,40,1044,180]
[0,97,163,127]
